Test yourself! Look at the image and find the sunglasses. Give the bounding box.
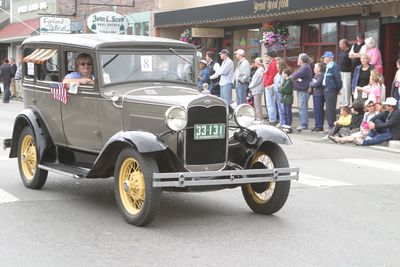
[79,62,92,66]
[367,105,374,107]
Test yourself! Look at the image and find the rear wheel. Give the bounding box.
[241,143,290,215]
[17,126,48,189]
[114,147,161,226]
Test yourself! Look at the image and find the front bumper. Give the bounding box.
[153,167,299,188]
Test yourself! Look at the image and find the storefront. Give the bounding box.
[155,0,400,91]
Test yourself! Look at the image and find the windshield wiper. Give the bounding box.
[168,48,191,64]
[103,54,119,68]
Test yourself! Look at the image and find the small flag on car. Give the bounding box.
[49,82,68,104]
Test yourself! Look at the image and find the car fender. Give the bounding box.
[248,124,292,146]
[9,109,53,161]
[86,131,167,178]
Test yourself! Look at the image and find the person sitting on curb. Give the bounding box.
[331,100,378,144]
[325,106,352,140]
[355,97,400,146]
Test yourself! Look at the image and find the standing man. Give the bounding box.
[349,32,365,76]
[291,53,313,131]
[263,50,278,125]
[338,39,352,107]
[0,58,15,103]
[322,51,343,133]
[210,49,234,105]
[206,51,220,96]
[9,57,17,99]
[234,49,251,105]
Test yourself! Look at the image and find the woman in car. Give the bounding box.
[63,53,95,85]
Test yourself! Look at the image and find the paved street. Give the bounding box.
[0,101,400,266]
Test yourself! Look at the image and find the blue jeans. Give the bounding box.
[265,87,277,122]
[3,83,10,102]
[283,103,292,126]
[363,131,393,146]
[236,82,248,105]
[313,94,325,128]
[297,90,309,128]
[275,90,285,124]
[220,83,233,105]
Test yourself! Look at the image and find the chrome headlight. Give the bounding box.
[165,106,187,131]
[234,104,255,128]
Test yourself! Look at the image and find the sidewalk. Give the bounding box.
[269,106,400,153]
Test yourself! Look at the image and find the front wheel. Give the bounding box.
[241,143,291,215]
[17,126,48,189]
[114,147,161,226]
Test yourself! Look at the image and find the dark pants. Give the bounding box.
[324,90,338,128]
[283,103,292,126]
[363,131,393,146]
[2,83,10,103]
[313,94,325,128]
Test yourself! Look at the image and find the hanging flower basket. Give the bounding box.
[180,28,203,50]
[260,21,289,49]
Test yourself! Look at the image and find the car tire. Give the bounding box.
[17,126,48,189]
[114,147,161,226]
[241,143,290,215]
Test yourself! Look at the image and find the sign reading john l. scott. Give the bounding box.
[87,11,127,34]
[40,17,71,33]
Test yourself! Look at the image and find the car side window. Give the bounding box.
[37,53,60,82]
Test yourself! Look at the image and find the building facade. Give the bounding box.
[0,0,157,61]
[154,0,400,92]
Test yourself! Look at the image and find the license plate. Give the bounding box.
[194,123,225,140]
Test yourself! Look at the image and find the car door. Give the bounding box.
[60,49,103,152]
[25,45,67,146]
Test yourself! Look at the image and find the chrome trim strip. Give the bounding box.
[129,114,164,121]
[153,167,300,187]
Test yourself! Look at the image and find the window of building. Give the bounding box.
[232,28,260,62]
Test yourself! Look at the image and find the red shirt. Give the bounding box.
[263,58,278,87]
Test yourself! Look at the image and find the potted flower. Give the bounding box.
[260,21,289,49]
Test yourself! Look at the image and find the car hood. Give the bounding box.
[104,83,221,108]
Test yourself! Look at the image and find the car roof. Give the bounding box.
[22,34,195,50]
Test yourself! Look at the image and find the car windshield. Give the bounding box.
[100,52,195,84]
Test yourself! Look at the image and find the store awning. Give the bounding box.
[23,48,57,64]
[0,18,39,43]
[154,0,398,28]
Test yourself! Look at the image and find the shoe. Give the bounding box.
[328,136,339,143]
[268,121,278,126]
[296,126,308,131]
[275,123,281,128]
[354,138,364,146]
[322,135,329,141]
[313,127,324,132]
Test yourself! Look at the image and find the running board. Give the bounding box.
[38,163,90,179]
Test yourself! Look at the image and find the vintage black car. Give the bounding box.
[5,34,299,226]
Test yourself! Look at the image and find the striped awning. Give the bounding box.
[23,48,57,64]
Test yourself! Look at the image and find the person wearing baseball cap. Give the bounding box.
[322,50,343,137]
[355,97,400,145]
[233,49,251,105]
[197,59,210,91]
[210,49,234,104]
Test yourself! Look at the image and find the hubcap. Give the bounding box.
[119,158,145,215]
[247,152,275,204]
[20,135,37,181]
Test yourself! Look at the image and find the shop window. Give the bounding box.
[306,24,319,43]
[360,19,379,44]
[233,28,260,62]
[285,26,301,68]
[340,21,358,41]
[321,23,337,43]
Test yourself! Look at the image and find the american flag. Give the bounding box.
[49,82,68,104]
